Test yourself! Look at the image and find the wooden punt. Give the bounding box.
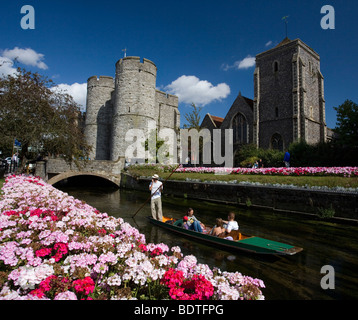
[148,216,303,256]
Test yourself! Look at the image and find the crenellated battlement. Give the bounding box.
[87,75,115,89]
[115,56,157,76]
[155,90,179,108]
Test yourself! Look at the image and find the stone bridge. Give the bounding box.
[35,157,125,187]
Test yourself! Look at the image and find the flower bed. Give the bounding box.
[175,166,358,177]
[0,175,265,300]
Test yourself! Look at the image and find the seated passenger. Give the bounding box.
[222,212,239,234]
[210,218,225,237]
[186,208,203,233]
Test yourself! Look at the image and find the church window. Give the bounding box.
[271,133,283,151]
[273,61,279,73]
[232,113,248,144]
[275,107,279,118]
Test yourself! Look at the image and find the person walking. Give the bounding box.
[149,174,163,221]
[283,150,291,168]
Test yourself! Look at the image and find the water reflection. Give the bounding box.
[59,185,358,300]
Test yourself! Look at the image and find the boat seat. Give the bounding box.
[227,230,242,241]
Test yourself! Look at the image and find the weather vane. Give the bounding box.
[282,16,289,38]
[122,48,127,58]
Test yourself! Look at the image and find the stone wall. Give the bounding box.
[121,174,358,222]
[84,76,115,160]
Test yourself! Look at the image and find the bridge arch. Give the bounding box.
[48,171,121,188]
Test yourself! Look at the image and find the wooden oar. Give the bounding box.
[131,164,181,218]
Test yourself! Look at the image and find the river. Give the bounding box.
[58,184,358,300]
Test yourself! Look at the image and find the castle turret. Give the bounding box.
[111,57,158,161]
[84,76,114,160]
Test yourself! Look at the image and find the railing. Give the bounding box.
[0,160,20,175]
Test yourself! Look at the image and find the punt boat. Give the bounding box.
[147,216,303,256]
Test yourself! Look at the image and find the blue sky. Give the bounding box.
[1,0,357,129]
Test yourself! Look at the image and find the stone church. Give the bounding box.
[201,37,332,159]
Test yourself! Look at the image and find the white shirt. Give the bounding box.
[149,180,163,200]
[226,221,239,232]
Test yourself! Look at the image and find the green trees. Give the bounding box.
[182,103,203,130]
[0,68,90,167]
[334,99,358,148]
[235,144,284,168]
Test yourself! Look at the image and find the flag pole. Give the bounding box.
[282,16,289,38]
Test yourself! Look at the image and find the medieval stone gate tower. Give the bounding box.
[84,57,180,161]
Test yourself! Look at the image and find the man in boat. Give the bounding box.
[149,174,163,221]
[222,212,239,233]
[186,208,203,233]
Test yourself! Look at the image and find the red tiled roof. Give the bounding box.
[211,115,224,128]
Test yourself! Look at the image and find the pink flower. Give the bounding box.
[54,291,78,300]
[72,277,95,296]
[35,248,52,258]
[52,243,68,262]
[161,269,214,300]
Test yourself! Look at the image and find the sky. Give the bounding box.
[1,0,357,129]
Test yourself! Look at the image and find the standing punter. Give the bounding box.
[149,174,163,221]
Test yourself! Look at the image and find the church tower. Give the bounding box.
[254,38,327,150]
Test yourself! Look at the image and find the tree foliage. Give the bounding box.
[0,68,90,167]
[334,99,358,148]
[182,103,203,130]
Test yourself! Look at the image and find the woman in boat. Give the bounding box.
[210,218,225,237]
[186,208,203,233]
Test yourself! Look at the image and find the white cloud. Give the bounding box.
[52,83,87,110]
[165,75,230,106]
[237,56,256,69]
[265,40,273,47]
[2,47,48,70]
[222,55,256,71]
[0,56,18,77]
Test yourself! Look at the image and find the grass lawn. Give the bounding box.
[126,167,358,189]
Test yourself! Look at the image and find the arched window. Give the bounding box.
[273,61,279,73]
[232,113,248,144]
[271,133,283,151]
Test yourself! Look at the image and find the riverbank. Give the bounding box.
[126,166,358,190]
[121,173,358,223]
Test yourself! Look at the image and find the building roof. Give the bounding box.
[210,115,224,128]
[256,37,320,60]
[275,37,292,48]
